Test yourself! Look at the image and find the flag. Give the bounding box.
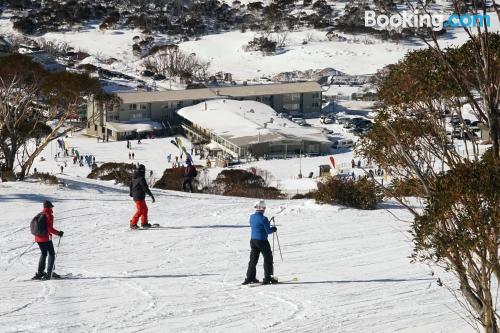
[329,156,336,168]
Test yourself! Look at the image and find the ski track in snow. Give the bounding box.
[0,178,472,332]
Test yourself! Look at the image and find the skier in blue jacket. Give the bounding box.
[242,200,278,285]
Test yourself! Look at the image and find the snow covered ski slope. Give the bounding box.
[0,178,470,332]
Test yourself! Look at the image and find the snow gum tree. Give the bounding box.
[358,35,500,332]
[0,54,107,180]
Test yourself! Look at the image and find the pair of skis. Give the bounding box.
[242,277,299,287]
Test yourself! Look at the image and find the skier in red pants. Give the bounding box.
[129,164,155,229]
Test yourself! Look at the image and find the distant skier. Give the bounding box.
[60,165,63,174]
[182,160,197,192]
[132,152,135,160]
[129,164,155,229]
[32,200,64,280]
[242,200,278,285]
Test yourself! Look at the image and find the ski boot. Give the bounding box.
[32,272,47,280]
[141,223,152,229]
[130,224,138,230]
[42,272,61,280]
[241,278,260,285]
[261,277,279,285]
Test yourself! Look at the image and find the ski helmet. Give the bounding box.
[254,200,266,211]
[138,164,146,172]
[43,200,54,208]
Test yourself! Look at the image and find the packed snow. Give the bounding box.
[1,177,470,332]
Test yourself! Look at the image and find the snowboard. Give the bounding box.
[130,223,161,230]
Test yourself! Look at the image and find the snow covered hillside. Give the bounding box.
[0,178,470,332]
[1,9,497,86]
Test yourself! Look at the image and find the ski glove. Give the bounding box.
[271,227,277,232]
[59,231,64,237]
[151,196,156,203]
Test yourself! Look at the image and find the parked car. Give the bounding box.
[332,139,355,149]
[141,70,154,77]
[153,74,166,80]
[320,115,334,124]
[292,117,306,125]
[452,130,462,139]
[343,117,366,128]
[336,116,351,125]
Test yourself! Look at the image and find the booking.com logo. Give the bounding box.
[365,11,491,31]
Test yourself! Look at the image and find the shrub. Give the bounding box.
[154,167,199,192]
[208,169,284,199]
[31,172,59,185]
[0,170,16,182]
[87,162,136,185]
[13,17,36,34]
[291,191,316,199]
[245,36,277,54]
[315,176,381,209]
[388,178,426,197]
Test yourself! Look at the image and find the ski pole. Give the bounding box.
[14,242,35,261]
[275,230,283,263]
[270,217,283,262]
[272,226,275,257]
[50,237,62,280]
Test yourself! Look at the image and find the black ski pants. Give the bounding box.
[182,177,193,192]
[246,239,273,281]
[37,241,55,275]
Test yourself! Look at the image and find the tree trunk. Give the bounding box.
[489,113,500,161]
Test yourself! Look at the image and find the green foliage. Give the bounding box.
[315,176,382,210]
[31,172,59,185]
[209,169,284,199]
[245,36,277,53]
[0,170,16,182]
[413,159,500,262]
[291,191,316,200]
[87,162,135,185]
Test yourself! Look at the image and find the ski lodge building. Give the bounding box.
[177,99,331,158]
[86,82,322,142]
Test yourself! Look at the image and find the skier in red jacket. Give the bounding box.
[32,200,64,280]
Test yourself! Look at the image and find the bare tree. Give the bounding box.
[0,54,105,179]
[143,45,210,81]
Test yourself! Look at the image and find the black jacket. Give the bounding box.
[184,165,197,178]
[129,171,153,201]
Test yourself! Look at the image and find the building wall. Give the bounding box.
[302,91,322,114]
[87,87,323,140]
